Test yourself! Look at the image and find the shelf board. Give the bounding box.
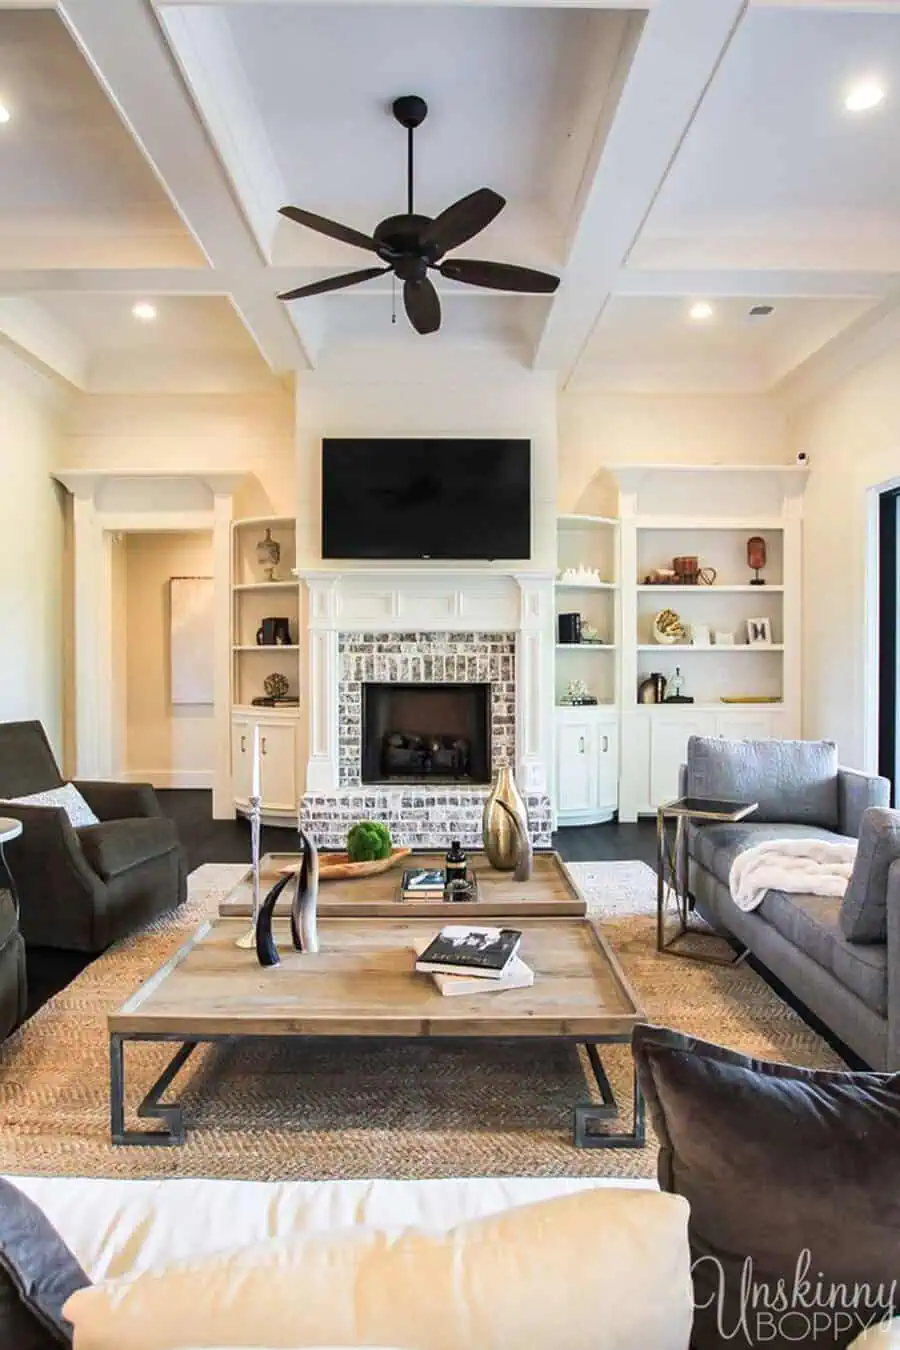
[635,702,785,712]
[557,513,619,529]
[556,643,616,652]
[232,644,300,652]
[556,580,617,591]
[233,515,295,530]
[555,702,617,712]
[233,581,300,592]
[636,644,784,653]
[637,584,784,594]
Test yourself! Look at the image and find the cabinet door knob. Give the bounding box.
[261,736,267,756]
[578,735,585,754]
[602,734,609,753]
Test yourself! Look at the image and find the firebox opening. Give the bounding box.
[361,682,492,784]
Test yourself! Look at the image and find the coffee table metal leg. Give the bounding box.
[110,1035,199,1146]
[573,1045,645,1150]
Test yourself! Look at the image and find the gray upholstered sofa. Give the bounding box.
[682,736,898,1070]
[0,721,187,954]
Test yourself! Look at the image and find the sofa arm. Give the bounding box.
[0,804,101,945]
[838,767,890,838]
[71,780,163,821]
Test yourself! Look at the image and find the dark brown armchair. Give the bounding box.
[0,721,186,953]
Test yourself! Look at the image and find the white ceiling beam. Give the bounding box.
[533,0,748,381]
[0,298,88,387]
[0,267,229,295]
[614,268,900,300]
[57,0,310,372]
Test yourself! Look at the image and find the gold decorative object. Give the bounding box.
[482,765,530,872]
[653,608,687,644]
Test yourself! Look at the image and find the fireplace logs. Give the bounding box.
[382,731,471,780]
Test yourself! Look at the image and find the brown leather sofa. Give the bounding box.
[0,721,187,953]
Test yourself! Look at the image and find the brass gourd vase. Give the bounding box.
[482,765,530,872]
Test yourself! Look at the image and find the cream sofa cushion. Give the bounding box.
[65,1187,691,1350]
[850,1322,900,1347]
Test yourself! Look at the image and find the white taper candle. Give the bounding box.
[251,723,261,800]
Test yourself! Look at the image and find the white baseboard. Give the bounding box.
[122,769,214,790]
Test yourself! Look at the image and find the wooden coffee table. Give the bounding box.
[219,851,587,920]
[109,915,646,1151]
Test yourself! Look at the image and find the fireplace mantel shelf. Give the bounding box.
[293,568,556,582]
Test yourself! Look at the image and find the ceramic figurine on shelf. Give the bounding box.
[581,622,605,644]
[559,565,606,587]
[560,678,598,707]
[255,527,281,582]
[664,666,694,705]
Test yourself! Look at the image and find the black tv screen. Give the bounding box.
[321,438,531,561]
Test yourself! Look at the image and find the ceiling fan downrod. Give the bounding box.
[392,95,427,217]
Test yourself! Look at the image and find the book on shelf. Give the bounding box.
[414,925,522,980]
[400,868,447,898]
[412,937,533,996]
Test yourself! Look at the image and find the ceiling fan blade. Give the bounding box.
[279,205,377,254]
[278,266,390,301]
[438,258,560,294]
[403,277,441,335]
[420,188,506,256]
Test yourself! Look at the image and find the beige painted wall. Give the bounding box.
[0,352,66,758]
[789,350,900,769]
[558,391,790,514]
[63,388,296,517]
[122,530,215,787]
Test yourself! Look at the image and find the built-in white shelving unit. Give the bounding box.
[553,464,808,826]
[230,515,302,825]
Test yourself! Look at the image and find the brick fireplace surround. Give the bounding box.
[298,572,554,850]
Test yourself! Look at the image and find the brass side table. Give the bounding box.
[656,796,757,965]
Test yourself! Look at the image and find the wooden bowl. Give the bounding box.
[280,846,412,882]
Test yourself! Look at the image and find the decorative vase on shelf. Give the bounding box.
[256,528,281,582]
[482,765,530,872]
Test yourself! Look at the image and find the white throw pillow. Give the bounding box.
[3,783,99,829]
[850,1321,900,1347]
[65,1188,692,1350]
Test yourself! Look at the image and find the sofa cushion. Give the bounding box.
[841,807,900,944]
[64,1187,693,1350]
[687,735,840,827]
[0,1177,90,1348]
[76,818,179,881]
[688,819,850,889]
[633,1024,900,1350]
[2,784,98,830]
[760,888,888,1016]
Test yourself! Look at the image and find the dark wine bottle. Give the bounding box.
[444,839,467,887]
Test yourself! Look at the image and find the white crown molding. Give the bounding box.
[52,467,253,499]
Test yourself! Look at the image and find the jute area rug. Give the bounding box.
[0,861,843,1182]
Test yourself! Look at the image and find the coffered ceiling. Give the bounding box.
[0,0,897,401]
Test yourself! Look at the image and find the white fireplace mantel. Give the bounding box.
[294,569,555,799]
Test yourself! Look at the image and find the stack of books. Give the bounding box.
[413,925,533,997]
[400,868,447,900]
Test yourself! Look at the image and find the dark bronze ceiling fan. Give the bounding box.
[277,95,560,335]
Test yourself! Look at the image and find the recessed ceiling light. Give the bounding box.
[131,301,157,322]
[844,79,885,113]
[0,106,11,125]
[689,301,714,322]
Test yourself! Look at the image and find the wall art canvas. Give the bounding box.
[170,576,214,705]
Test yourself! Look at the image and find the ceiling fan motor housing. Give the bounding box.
[374,213,440,265]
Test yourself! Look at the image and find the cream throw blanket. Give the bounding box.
[729,838,858,913]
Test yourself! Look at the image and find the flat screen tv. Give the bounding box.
[321,438,531,561]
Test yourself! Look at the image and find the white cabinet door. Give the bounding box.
[231,718,252,804]
[650,714,716,807]
[258,720,297,813]
[557,721,597,815]
[595,719,619,810]
[715,711,777,741]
